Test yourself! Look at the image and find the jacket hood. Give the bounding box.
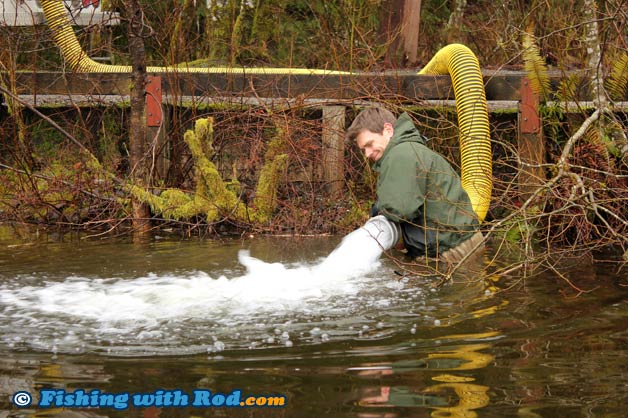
[374,113,426,170]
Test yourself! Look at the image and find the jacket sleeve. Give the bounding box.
[376,143,428,223]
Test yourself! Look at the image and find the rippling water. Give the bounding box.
[0,228,626,417]
[0,228,418,356]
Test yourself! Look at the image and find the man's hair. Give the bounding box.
[345,107,397,142]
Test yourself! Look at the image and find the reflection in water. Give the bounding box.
[351,332,499,418]
[427,376,490,418]
[1,355,112,418]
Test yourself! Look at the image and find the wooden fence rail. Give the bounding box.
[4,70,628,199]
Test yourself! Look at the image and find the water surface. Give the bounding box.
[0,230,626,417]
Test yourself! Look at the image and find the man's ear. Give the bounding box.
[382,122,394,138]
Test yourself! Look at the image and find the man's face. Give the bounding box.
[355,123,394,162]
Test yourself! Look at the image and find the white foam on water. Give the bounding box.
[0,229,401,355]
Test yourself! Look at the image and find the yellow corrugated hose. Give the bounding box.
[419,44,492,222]
[40,0,347,75]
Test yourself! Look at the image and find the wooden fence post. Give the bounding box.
[518,77,545,201]
[322,106,346,196]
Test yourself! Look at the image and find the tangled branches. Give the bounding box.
[464,108,628,290]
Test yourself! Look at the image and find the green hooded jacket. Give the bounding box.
[373,113,478,257]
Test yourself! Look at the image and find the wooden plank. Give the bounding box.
[166,72,456,100]
[14,72,131,95]
[483,72,524,101]
[10,71,527,101]
[163,73,375,100]
[12,70,622,103]
[17,95,628,113]
[12,71,626,108]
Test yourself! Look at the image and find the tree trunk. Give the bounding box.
[127,0,151,235]
[583,0,605,109]
[446,0,467,44]
[400,0,422,66]
[378,0,421,67]
[583,0,628,155]
[378,0,404,67]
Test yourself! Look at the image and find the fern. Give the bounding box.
[521,30,551,100]
[556,74,580,102]
[606,53,628,101]
[584,123,613,162]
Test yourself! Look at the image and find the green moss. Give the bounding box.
[99,109,124,170]
[178,101,250,112]
[84,153,105,174]
[403,105,458,115]
[127,116,287,225]
[160,189,201,219]
[31,120,66,158]
[500,210,540,243]
[195,118,215,158]
[248,121,289,223]
[490,108,520,115]
[252,153,287,222]
[225,171,242,195]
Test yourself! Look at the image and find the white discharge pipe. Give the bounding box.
[360,215,401,251]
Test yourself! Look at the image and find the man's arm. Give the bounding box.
[376,144,428,223]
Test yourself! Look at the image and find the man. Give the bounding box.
[346,107,484,264]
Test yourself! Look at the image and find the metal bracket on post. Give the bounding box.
[145,75,168,178]
[146,75,162,128]
[518,77,545,200]
[520,78,540,134]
